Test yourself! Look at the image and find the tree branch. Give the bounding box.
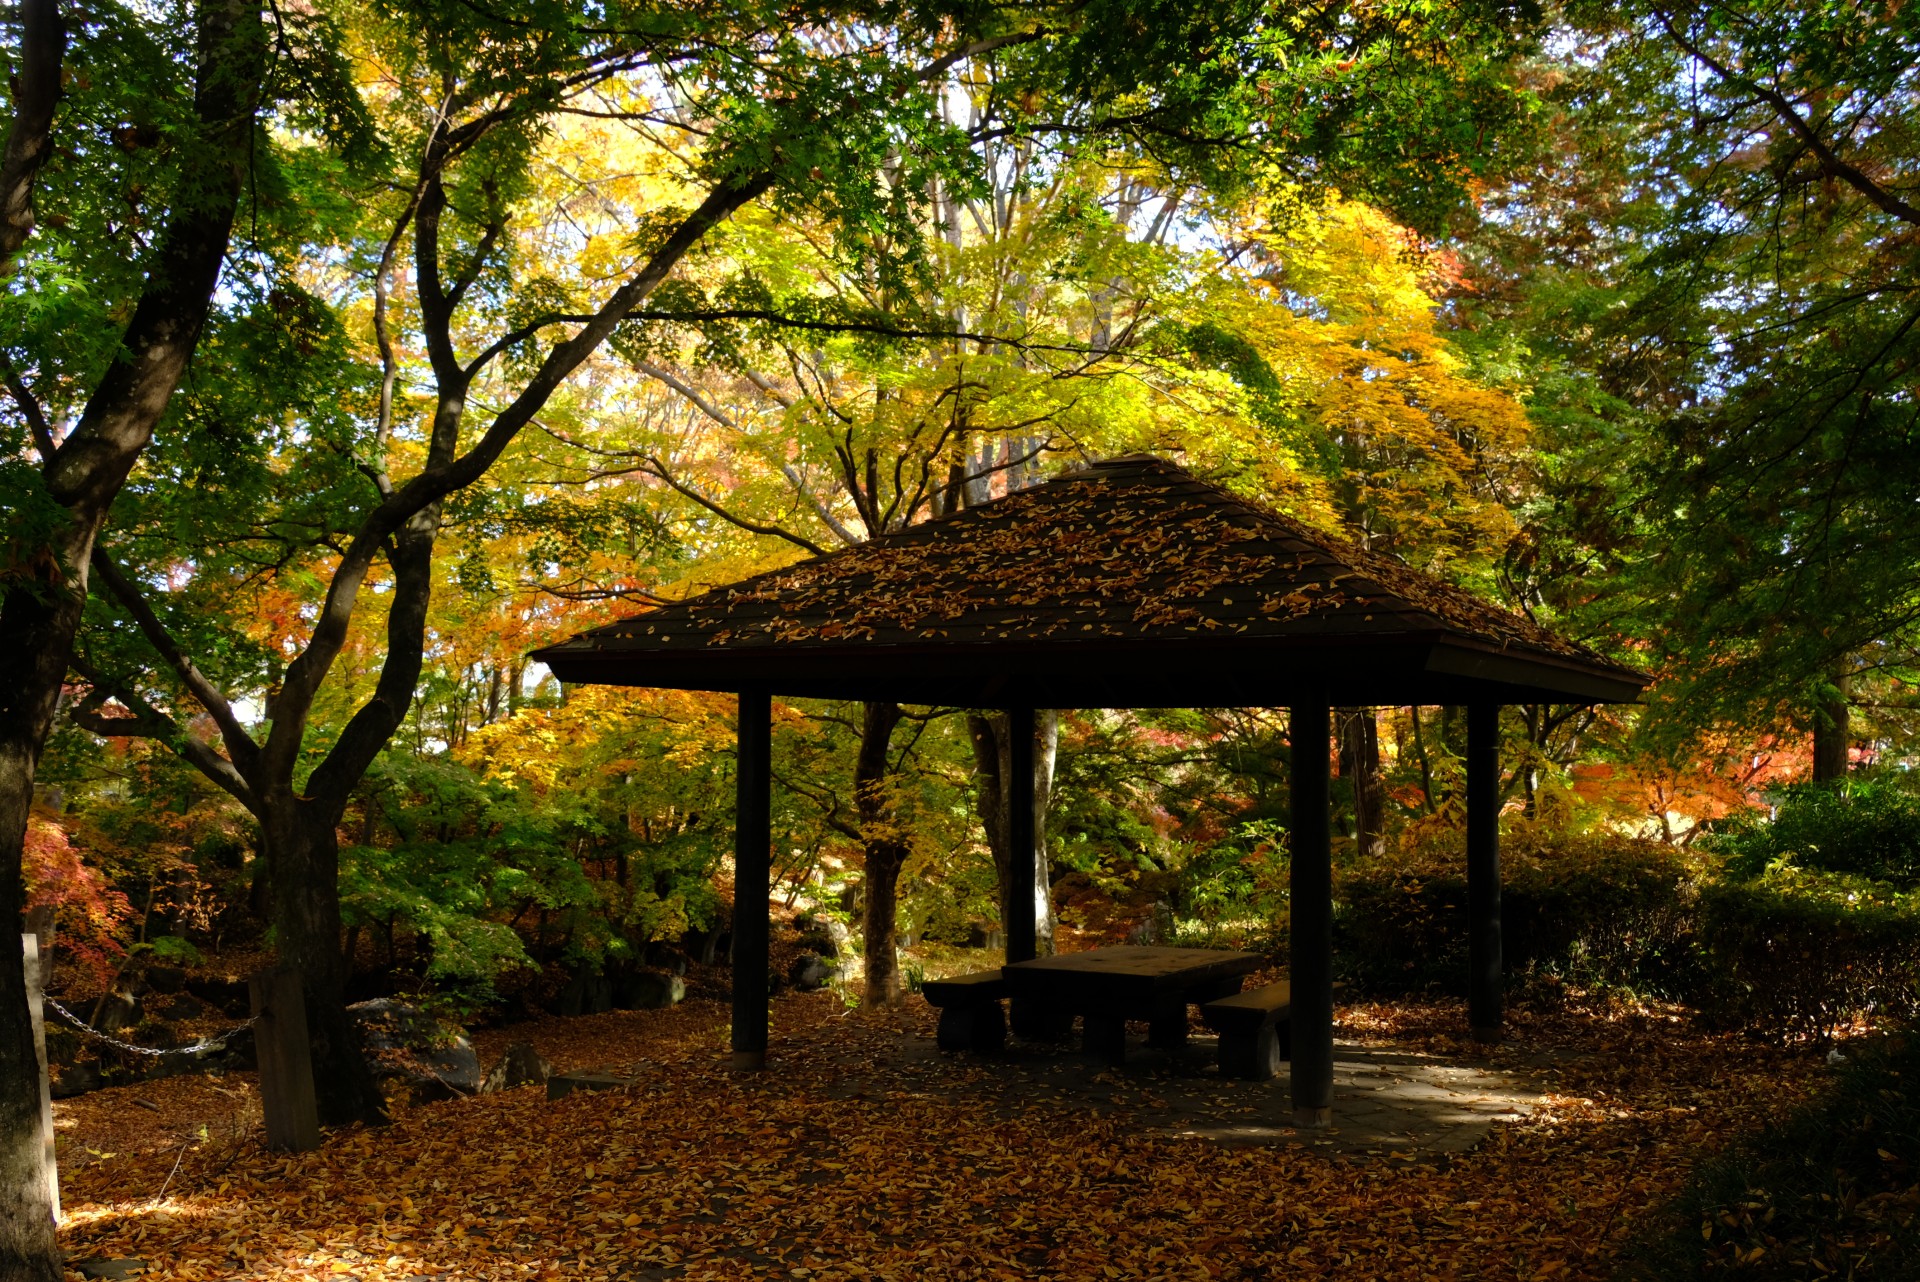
[66,657,257,809]
[5,370,57,460]
[88,547,261,777]
[1657,10,1920,229]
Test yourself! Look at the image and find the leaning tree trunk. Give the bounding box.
[261,795,386,1126]
[855,701,909,1007]
[0,572,79,1282]
[1812,670,1851,783]
[967,709,1059,955]
[1337,707,1385,857]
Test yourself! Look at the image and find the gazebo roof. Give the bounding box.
[533,455,1646,707]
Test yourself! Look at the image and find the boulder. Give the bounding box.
[614,969,685,1010]
[143,964,188,994]
[348,999,481,1102]
[554,970,615,1017]
[149,993,205,1022]
[480,1042,552,1093]
[94,992,139,1036]
[789,953,838,993]
[184,976,250,1018]
[51,1060,103,1099]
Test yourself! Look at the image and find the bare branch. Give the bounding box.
[66,657,256,810]
[5,370,57,460]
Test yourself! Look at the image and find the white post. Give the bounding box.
[23,933,59,1221]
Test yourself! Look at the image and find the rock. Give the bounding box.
[51,1060,103,1099]
[546,1071,635,1101]
[480,1042,552,1093]
[95,992,139,1035]
[184,976,250,1018]
[614,969,685,1010]
[348,999,481,1102]
[143,964,188,994]
[789,953,838,993]
[149,993,204,1022]
[69,1258,146,1280]
[644,941,690,976]
[823,918,853,955]
[554,969,614,1017]
[796,929,836,958]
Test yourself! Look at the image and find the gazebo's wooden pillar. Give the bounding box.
[1467,702,1503,1044]
[1289,700,1334,1129]
[1005,705,1038,965]
[731,688,773,1070]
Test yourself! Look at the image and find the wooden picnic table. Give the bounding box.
[1001,945,1264,1064]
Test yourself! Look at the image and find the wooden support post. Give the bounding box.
[1468,702,1504,1044]
[731,688,773,1071]
[1289,700,1334,1129]
[1005,705,1037,965]
[248,967,321,1152]
[23,933,58,1221]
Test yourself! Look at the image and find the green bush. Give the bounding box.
[1713,777,1920,887]
[1620,1031,1920,1280]
[1334,831,1702,998]
[1697,871,1920,1044]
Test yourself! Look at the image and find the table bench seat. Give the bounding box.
[1201,981,1291,1080]
[922,970,1007,1054]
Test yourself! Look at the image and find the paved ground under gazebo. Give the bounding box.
[764,1014,1547,1159]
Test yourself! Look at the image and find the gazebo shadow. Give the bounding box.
[768,1001,1543,1160]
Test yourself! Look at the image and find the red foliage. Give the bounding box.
[22,811,134,988]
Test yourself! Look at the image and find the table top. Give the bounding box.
[1001,945,1262,1004]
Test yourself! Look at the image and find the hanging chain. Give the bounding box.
[44,997,258,1060]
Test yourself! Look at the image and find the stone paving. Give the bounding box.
[793,1018,1547,1161]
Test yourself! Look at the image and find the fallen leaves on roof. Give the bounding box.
[553,457,1625,673]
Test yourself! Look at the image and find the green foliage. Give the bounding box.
[1696,872,1920,1045]
[1334,830,1702,998]
[1164,820,1290,952]
[1713,778,1920,888]
[1621,1031,1920,1281]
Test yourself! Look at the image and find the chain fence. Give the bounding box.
[44,996,258,1061]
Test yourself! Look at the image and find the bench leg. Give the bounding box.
[1146,1008,1189,1049]
[1082,1013,1127,1065]
[969,1000,1006,1054]
[1217,1026,1283,1081]
[937,1002,1008,1054]
[1010,997,1074,1042]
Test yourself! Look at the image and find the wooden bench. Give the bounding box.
[921,970,1008,1054]
[1201,981,1290,1080]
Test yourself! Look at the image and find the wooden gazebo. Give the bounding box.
[533,455,1645,1126]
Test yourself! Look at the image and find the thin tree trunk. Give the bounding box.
[1812,669,1851,782]
[856,701,908,1007]
[1336,707,1384,857]
[966,709,1058,955]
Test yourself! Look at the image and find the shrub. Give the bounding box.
[1696,871,1920,1044]
[1620,1030,1920,1280]
[1334,830,1702,998]
[1713,777,1920,887]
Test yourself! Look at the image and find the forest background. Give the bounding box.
[6,0,1920,1275]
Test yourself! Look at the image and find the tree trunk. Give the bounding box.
[1336,707,1385,857]
[262,796,385,1126]
[0,646,64,1280]
[1812,670,1851,783]
[966,709,1058,955]
[855,701,909,1007]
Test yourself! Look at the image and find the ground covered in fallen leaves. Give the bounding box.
[56,994,1830,1281]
